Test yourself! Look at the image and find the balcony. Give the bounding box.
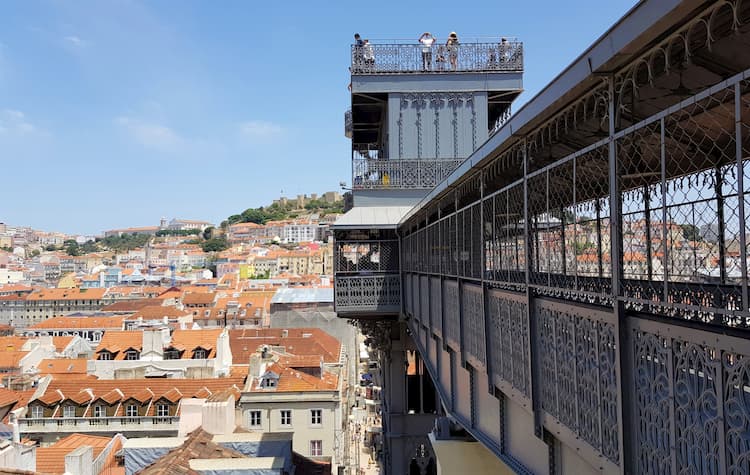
[351,40,523,75]
[334,237,401,316]
[19,416,179,433]
[353,154,464,190]
[334,274,401,315]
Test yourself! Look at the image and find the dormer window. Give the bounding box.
[164,348,182,360]
[98,351,113,361]
[125,350,140,360]
[259,370,279,390]
[192,348,207,359]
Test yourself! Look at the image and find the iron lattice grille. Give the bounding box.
[535,299,620,464]
[352,157,464,190]
[350,41,523,75]
[631,318,750,475]
[334,274,401,312]
[486,289,530,398]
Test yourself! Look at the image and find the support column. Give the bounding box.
[608,77,632,474]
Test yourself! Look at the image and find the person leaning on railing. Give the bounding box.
[353,33,364,71]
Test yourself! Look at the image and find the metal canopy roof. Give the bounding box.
[271,287,333,304]
[333,206,413,229]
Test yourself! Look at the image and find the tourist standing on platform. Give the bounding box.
[354,33,365,70]
[419,32,436,71]
[363,39,375,71]
[446,32,459,70]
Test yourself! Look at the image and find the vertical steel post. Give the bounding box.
[661,118,669,304]
[523,140,543,438]
[644,184,653,280]
[735,82,749,312]
[608,77,631,473]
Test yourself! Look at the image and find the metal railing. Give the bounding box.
[351,42,523,74]
[353,156,464,190]
[335,240,399,273]
[397,21,750,474]
[20,416,179,432]
[334,274,401,314]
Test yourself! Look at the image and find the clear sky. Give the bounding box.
[0,0,636,235]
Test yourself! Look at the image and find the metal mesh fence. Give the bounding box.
[401,71,750,328]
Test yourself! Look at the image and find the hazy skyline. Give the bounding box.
[0,0,636,235]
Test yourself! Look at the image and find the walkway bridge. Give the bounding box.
[335,1,750,473]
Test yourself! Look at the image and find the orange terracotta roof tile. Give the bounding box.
[41,377,245,409]
[132,305,191,319]
[0,388,20,408]
[26,288,106,301]
[229,328,341,364]
[37,359,88,376]
[100,299,164,311]
[98,388,123,405]
[157,388,182,404]
[67,389,94,405]
[170,329,222,358]
[0,351,28,369]
[37,389,65,406]
[131,388,154,403]
[36,433,120,475]
[95,331,143,358]
[250,362,338,393]
[182,292,216,305]
[192,387,212,399]
[51,336,74,352]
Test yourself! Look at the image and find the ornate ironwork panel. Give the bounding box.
[461,282,485,367]
[631,318,750,475]
[351,41,524,74]
[536,299,619,464]
[633,330,673,475]
[487,289,530,398]
[334,274,401,313]
[352,155,464,190]
[443,279,460,350]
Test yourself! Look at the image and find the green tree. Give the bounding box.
[201,237,229,252]
[681,224,702,242]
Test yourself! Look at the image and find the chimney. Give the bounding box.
[9,413,19,444]
[281,329,288,338]
[140,329,164,361]
[64,446,93,475]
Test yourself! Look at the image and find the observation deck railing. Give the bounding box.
[351,41,523,75]
[352,155,464,190]
[334,239,401,314]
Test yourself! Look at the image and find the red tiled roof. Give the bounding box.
[229,328,341,364]
[36,433,122,475]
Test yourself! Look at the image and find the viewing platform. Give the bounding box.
[350,40,523,75]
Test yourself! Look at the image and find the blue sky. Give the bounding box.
[0,0,636,235]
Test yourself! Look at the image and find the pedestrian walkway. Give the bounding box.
[348,406,381,475]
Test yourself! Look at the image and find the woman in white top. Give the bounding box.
[419,32,436,71]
